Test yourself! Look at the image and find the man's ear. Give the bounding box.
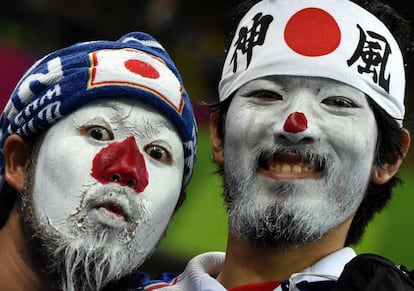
[371,128,410,184]
[210,112,224,165]
[3,135,30,192]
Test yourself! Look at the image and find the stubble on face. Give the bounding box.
[223,143,372,251]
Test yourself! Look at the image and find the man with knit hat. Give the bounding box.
[144,0,412,290]
[0,31,197,291]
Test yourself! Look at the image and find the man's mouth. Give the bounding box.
[97,202,128,219]
[87,199,132,228]
[258,152,324,180]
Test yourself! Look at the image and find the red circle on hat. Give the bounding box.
[124,59,160,79]
[284,8,341,56]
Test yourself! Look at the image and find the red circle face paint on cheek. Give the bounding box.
[91,136,149,193]
[284,112,308,133]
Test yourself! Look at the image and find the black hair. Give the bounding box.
[346,98,404,245]
[0,183,17,228]
[214,0,413,246]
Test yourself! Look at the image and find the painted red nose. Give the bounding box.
[283,112,308,133]
[91,136,148,193]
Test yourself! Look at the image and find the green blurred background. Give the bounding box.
[1,0,413,276]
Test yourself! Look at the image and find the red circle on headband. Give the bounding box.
[284,8,341,56]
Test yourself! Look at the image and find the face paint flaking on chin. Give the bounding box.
[68,183,149,243]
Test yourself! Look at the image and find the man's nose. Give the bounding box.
[284,112,307,133]
[273,111,317,145]
[91,136,148,193]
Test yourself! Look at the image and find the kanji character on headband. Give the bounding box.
[0,31,197,291]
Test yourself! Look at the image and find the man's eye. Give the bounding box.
[322,96,356,108]
[248,90,283,101]
[144,144,171,164]
[86,126,114,141]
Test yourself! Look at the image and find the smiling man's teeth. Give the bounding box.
[270,164,314,173]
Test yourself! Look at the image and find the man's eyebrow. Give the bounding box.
[100,102,124,112]
[77,102,176,138]
[145,117,173,131]
[128,116,175,139]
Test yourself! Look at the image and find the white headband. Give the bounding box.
[219,0,405,125]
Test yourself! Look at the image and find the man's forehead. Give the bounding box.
[245,75,366,94]
[70,100,175,132]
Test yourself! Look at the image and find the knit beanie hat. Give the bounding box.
[0,32,197,194]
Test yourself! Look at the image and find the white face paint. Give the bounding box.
[31,99,184,263]
[223,75,378,248]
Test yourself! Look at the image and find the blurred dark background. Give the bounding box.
[0,0,235,109]
[1,0,413,278]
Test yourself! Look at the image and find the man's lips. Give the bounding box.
[76,185,142,231]
[97,203,128,220]
[87,198,133,227]
[258,152,324,180]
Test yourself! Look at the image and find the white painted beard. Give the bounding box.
[19,183,155,291]
[46,226,148,291]
[222,146,373,250]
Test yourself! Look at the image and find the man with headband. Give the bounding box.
[0,31,197,291]
[143,0,412,290]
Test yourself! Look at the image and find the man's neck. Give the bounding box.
[0,207,53,291]
[216,218,352,289]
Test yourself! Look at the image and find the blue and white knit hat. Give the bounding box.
[0,31,197,193]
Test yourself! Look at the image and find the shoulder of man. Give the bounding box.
[102,272,178,291]
[332,253,414,291]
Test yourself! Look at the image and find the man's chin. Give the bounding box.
[23,213,149,291]
[46,231,148,291]
[19,172,150,290]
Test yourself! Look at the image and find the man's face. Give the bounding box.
[221,75,378,249]
[22,99,184,289]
